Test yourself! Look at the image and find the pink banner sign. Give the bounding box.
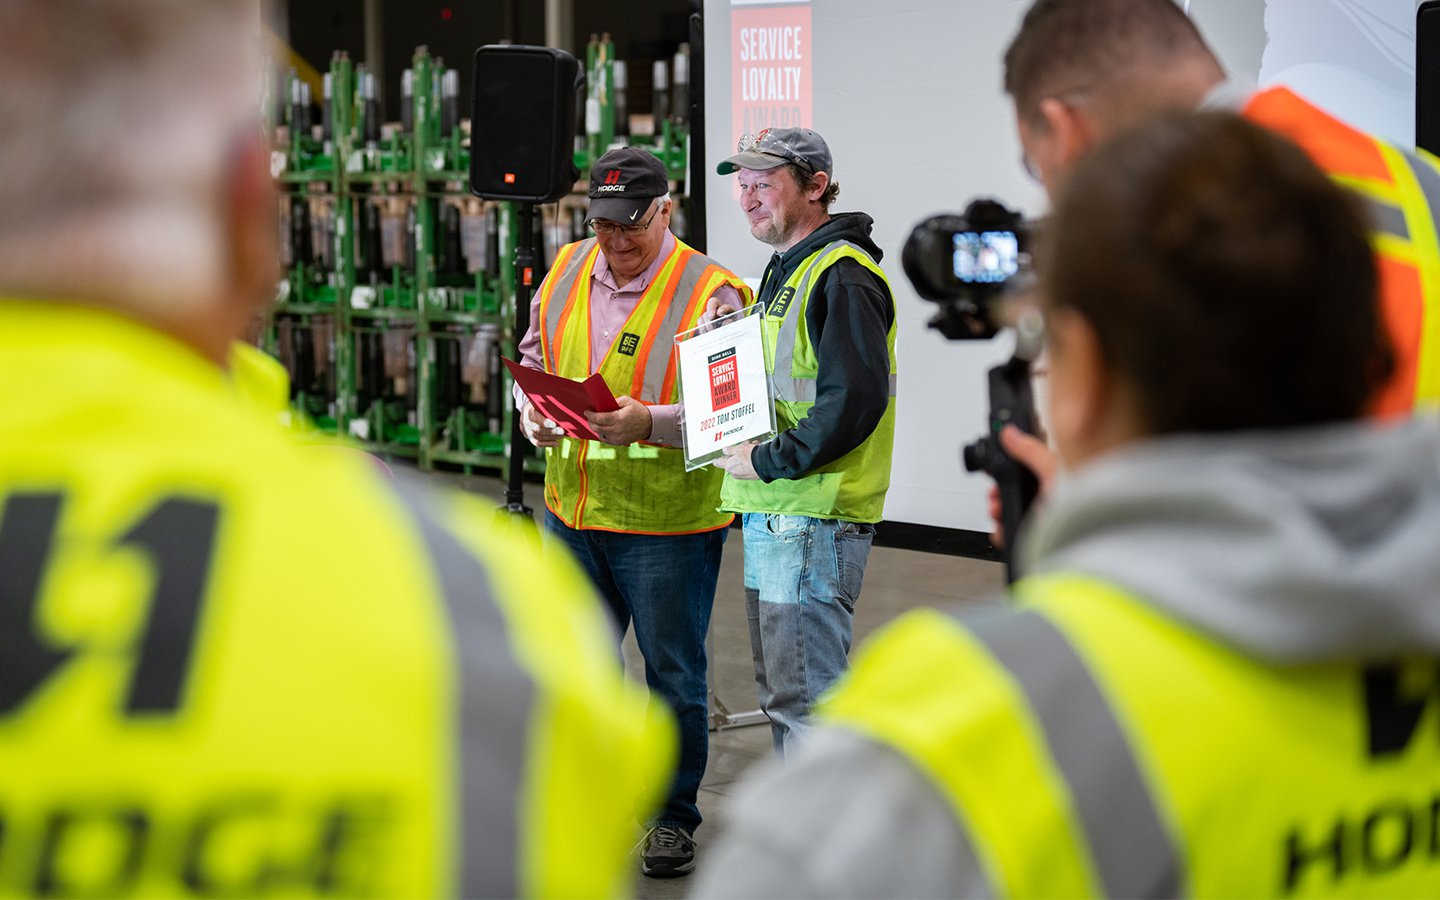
[731,2,813,146]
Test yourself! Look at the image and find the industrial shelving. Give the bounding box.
[263,38,691,474]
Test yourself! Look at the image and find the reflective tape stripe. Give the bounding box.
[1373,232,1419,266]
[770,240,879,399]
[1398,147,1440,212]
[770,372,899,404]
[1363,195,1410,243]
[1330,172,1402,206]
[542,239,600,362]
[966,609,1183,899]
[638,252,718,401]
[770,241,862,385]
[1381,146,1440,404]
[392,478,533,899]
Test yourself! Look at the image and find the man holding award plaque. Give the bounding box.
[712,128,899,756]
[514,147,750,879]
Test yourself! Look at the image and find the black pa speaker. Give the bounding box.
[1420,2,1440,155]
[469,45,585,203]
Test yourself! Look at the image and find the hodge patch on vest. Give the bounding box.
[618,332,641,356]
[768,286,797,319]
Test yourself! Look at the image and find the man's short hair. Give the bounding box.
[1041,111,1393,433]
[1003,0,1216,123]
[780,163,840,209]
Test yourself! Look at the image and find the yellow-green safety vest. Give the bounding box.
[720,241,897,522]
[0,299,673,898]
[228,341,292,427]
[821,572,1440,897]
[537,237,752,534]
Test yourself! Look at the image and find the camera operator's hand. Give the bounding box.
[988,424,1058,549]
[715,442,760,479]
[702,294,742,325]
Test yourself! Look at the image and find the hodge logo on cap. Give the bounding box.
[587,148,669,222]
[594,169,626,192]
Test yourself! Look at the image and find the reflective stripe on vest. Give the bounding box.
[1244,86,1440,415]
[965,608,1183,898]
[538,238,751,532]
[393,477,531,898]
[1378,145,1440,407]
[820,596,1183,898]
[538,240,599,374]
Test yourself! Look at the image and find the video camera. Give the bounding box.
[901,198,1027,338]
[901,198,1040,582]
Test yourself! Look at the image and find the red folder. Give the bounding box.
[503,358,620,442]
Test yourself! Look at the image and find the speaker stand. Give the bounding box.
[502,202,538,519]
[706,623,768,731]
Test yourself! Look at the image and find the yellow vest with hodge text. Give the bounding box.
[0,300,673,898]
[720,242,897,522]
[537,237,751,534]
[821,573,1440,897]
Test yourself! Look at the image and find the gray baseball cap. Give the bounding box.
[716,127,833,176]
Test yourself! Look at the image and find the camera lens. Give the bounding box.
[962,439,987,473]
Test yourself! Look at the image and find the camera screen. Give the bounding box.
[953,231,1019,284]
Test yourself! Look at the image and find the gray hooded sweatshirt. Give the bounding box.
[693,420,1440,898]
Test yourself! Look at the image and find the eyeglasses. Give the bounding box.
[589,202,660,237]
[1020,152,1044,185]
[736,132,814,174]
[1018,86,1096,185]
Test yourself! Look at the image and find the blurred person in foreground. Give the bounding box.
[0,2,670,896]
[993,0,1440,529]
[695,111,1440,897]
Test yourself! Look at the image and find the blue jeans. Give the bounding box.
[544,511,725,834]
[742,512,875,756]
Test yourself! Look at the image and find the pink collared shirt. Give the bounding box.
[515,231,743,447]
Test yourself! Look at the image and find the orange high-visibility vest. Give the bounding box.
[534,237,752,533]
[1245,86,1440,417]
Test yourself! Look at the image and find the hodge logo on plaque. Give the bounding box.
[675,304,776,470]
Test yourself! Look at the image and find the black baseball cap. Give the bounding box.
[587,147,669,223]
[716,127,833,176]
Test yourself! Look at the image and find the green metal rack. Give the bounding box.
[264,41,690,475]
[268,48,529,474]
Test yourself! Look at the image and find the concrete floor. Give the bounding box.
[444,469,1006,898]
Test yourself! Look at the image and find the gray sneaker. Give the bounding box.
[641,825,696,878]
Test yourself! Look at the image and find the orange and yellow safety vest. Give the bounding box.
[535,237,752,533]
[1246,86,1440,416]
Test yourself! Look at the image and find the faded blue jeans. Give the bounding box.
[544,511,725,834]
[742,512,876,756]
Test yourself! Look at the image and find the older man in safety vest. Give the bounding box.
[514,146,751,879]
